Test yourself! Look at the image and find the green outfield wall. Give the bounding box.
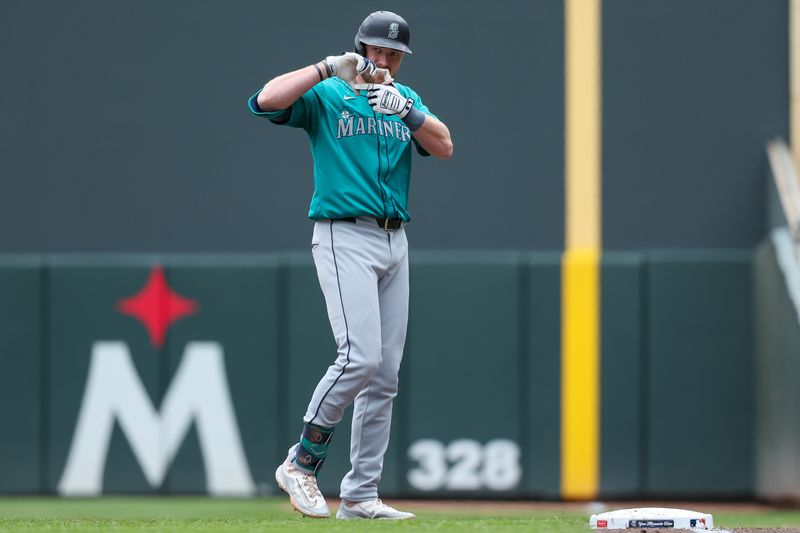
[0,252,753,498]
[0,0,792,501]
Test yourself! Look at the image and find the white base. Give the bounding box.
[589,507,714,529]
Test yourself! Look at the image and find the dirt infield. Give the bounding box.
[369,499,782,514]
[362,500,800,532]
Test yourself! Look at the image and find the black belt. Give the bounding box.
[335,217,405,230]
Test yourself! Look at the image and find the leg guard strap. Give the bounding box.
[293,423,335,475]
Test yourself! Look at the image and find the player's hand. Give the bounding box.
[354,83,414,118]
[361,67,393,85]
[325,53,381,87]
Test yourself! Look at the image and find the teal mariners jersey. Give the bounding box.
[248,77,433,221]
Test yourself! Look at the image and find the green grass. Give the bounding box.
[0,497,799,532]
[0,498,576,532]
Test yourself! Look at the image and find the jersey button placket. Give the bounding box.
[374,112,391,219]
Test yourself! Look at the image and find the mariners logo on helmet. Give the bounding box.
[354,11,412,55]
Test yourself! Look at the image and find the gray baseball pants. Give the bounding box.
[303,217,409,502]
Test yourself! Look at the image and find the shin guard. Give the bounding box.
[293,423,335,475]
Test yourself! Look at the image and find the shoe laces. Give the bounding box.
[301,474,321,499]
[372,499,391,512]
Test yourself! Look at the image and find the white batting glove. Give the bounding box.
[354,83,414,118]
[324,53,377,87]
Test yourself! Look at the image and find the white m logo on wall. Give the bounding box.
[58,341,256,496]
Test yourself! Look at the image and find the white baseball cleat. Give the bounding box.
[274,449,330,519]
[336,498,416,520]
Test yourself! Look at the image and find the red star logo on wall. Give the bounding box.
[116,265,199,349]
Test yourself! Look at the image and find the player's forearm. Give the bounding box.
[412,116,453,159]
[257,61,329,111]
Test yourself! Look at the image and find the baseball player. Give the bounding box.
[248,10,452,520]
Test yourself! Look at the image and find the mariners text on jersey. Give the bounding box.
[248,77,434,222]
[337,111,412,142]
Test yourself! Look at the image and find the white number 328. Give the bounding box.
[407,438,522,491]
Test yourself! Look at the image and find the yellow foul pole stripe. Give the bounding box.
[562,0,602,500]
[561,248,600,498]
[565,0,601,249]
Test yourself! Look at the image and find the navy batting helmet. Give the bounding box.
[354,11,412,55]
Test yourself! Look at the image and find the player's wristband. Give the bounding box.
[401,105,425,132]
[323,57,334,78]
[312,63,324,82]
